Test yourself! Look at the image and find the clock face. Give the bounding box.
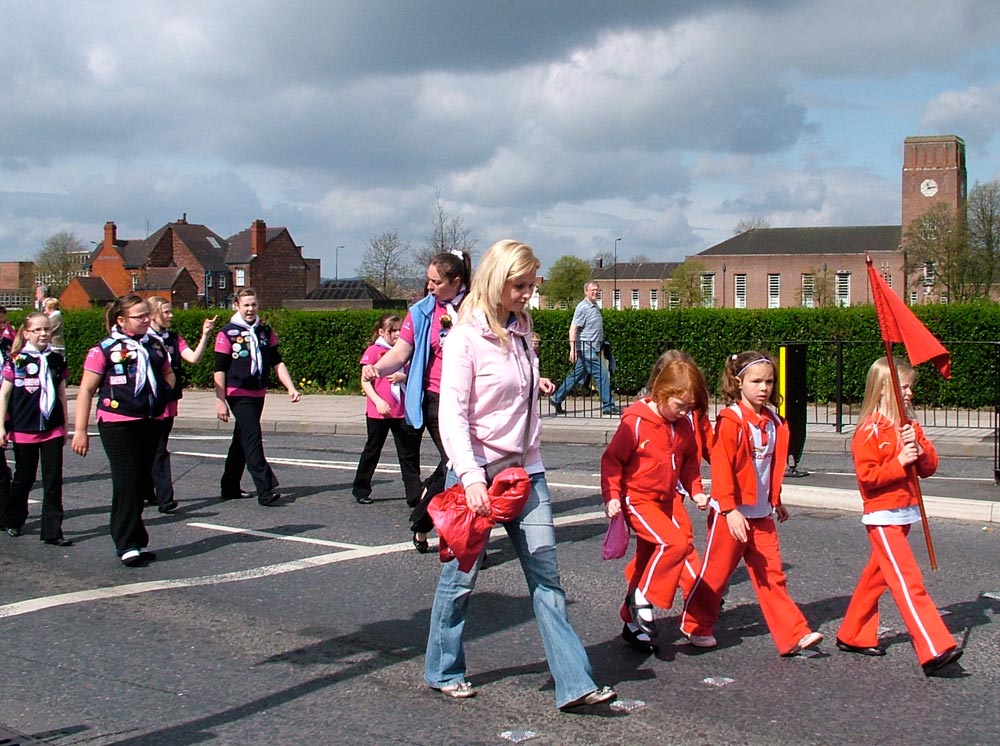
[920,178,939,197]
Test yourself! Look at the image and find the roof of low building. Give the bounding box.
[306,278,390,301]
[696,226,902,257]
[142,267,189,290]
[72,276,117,302]
[590,261,680,281]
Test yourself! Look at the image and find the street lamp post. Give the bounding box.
[613,237,621,310]
[335,245,344,280]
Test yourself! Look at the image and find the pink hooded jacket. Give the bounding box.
[439,310,543,488]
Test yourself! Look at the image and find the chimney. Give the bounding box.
[251,219,267,256]
[104,221,117,251]
[178,212,187,224]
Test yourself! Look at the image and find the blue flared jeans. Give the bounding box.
[424,471,598,708]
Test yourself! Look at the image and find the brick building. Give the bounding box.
[226,220,319,308]
[686,134,968,309]
[0,262,37,308]
[588,262,679,310]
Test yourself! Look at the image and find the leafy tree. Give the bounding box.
[543,255,592,307]
[967,179,1000,292]
[797,265,835,308]
[733,216,771,234]
[35,230,88,296]
[359,230,410,298]
[903,203,983,303]
[412,196,477,274]
[666,260,707,308]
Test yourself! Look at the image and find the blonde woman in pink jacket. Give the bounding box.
[423,239,616,711]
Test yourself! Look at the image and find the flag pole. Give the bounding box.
[881,346,938,569]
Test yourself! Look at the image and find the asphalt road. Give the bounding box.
[1,432,998,746]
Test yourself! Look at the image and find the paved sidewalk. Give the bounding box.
[66,388,1000,523]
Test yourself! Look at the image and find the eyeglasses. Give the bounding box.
[127,313,151,320]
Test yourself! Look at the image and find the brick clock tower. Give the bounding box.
[901,134,967,232]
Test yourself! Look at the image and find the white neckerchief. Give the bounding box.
[110,326,157,398]
[375,336,401,402]
[230,312,263,376]
[20,342,56,418]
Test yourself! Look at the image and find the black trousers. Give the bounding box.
[7,437,65,541]
[222,395,277,497]
[151,416,175,506]
[409,390,447,534]
[99,420,158,553]
[0,447,15,529]
[352,416,422,504]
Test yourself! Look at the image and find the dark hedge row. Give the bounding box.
[20,304,999,408]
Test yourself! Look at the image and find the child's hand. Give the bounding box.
[692,492,709,510]
[726,510,749,543]
[605,498,621,519]
[387,371,406,384]
[898,441,919,467]
[774,504,790,522]
[374,398,391,416]
[899,423,916,445]
[0,428,6,448]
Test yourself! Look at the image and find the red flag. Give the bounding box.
[866,255,951,378]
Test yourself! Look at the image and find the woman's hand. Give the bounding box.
[539,377,555,395]
[465,482,491,517]
[361,364,378,383]
[605,498,621,519]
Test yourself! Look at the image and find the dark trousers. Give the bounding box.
[222,395,277,497]
[99,420,158,553]
[0,447,15,529]
[8,437,65,541]
[151,416,175,506]
[410,391,447,534]
[353,416,422,505]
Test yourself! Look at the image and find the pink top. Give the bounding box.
[438,310,543,489]
[163,334,190,418]
[214,327,279,397]
[83,346,172,422]
[399,300,455,394]
[360,343,405,419]
[2,361,68,443]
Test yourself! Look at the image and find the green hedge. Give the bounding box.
[15,304,999,408]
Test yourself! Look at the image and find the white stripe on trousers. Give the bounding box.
[625,497,668,600]
[874,525,942,658]
[680,507,722,632]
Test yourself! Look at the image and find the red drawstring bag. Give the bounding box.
[427,467,532,572]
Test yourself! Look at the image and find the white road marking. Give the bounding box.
[187,522,368,549]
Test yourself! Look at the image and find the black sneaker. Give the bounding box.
[552,400,565,415]
[221,489,253,501]
[158,499,179,514]
[258,491,281,507]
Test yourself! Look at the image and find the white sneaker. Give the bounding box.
[786,631,824,656]
[687,633,718,648]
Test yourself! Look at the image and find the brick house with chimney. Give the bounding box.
[226,219,317,309]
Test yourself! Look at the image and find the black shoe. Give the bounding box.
[354,494,374,505]
[621,623,656,654]
[44,537,74,547]
[158,499,179,514]
[221,489,253,500]
[121,549,143,567]
[139,549,157,562]
[626,589,657,637]
[922,647,963,677]
[836,638,886,657]
[413,533,430,554]
[551,400,565,415]
[258,491,281,506]
[6,527,22,537]
[603,405,623,416]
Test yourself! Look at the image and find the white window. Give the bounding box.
[922,262,934,295]
[700,273,715,307]
[219,274,227,290]
[631,288,639,309]
[613,289,621,310]
[649,289,659,310]
[835,271,851,307]
[734,274,747,309]
[546,299,554,309]
[596,289,603,308]
[668,290,680,310]
[767,274,780,309]
[235,269,246,287]
[131,274,139,291]
[801,274,815,308]
[909,291,918,305]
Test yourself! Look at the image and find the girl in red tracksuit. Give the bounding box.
[602,359,708,654]
[836,357,962,676]
[681,350,823,656]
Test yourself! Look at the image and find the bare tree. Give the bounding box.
[733,217,771,235]
[967,179,1000,292]
[35,230,89,297]
[413,196,477,273]
[592,250,615,269]
[359,230,411,298]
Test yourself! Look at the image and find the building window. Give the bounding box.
[700,273,715,307]
[219,274,227,290]
[922,262,934,295]
[596,289,603,308]
[631,288,639,309]
[909,291,918,305]
[546,299,554,309]
[835,271,851,307]
[613,289,621,310]
[649,288,659,310]
[801,274,815,308]
[734,274,747,309]
[131,274,139,291]
[668,290,680,310]
[235,269,246,287]
[767,274,780,309]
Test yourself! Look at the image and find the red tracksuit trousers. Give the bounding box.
[681,509,811,654]
[619,495,700,623]
[837,524,956,665]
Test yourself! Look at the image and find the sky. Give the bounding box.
[1,0,999,279]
